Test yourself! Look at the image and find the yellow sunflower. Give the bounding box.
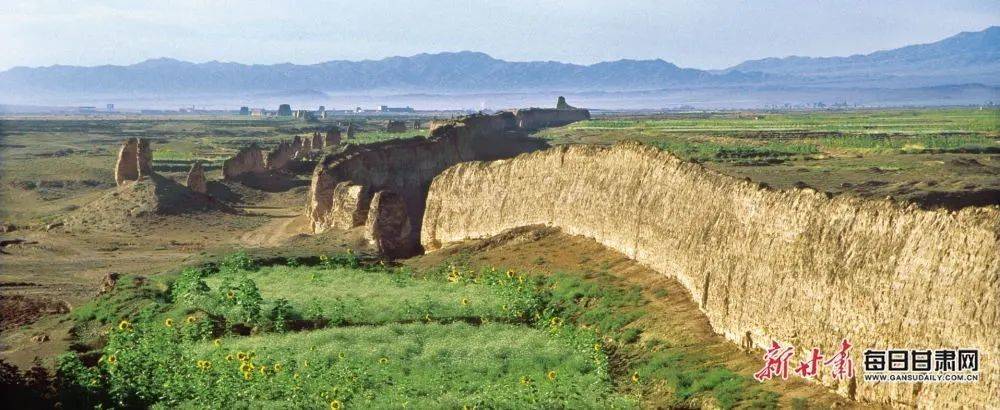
[378,357,389,365]
[631,372,640,383]
[213,339,222,347]
[118,320,131,331]
[546,370,556,381]
[164,318,174,328]
[185,316,196,324]
[107,355,118,365]
[460,298,469,306]
[329,399,342,410]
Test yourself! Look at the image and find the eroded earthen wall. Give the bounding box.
[306,111,558,255]
[365,190,413,258]
[186,161,207,194]
[420,142,999,408]
[222,144,266,180]
[266,141,295,171]
[311,133,323,150]
[513,108,590,130]
[325,128,342,147]
[136,138,153,178]
[114,138,139,186]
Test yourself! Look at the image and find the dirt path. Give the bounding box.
[406,226,858,408]
[240,213,311,247]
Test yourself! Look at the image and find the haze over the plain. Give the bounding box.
[1,1,998,109]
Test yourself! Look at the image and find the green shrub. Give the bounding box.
[220,251,257,273]
[170,267,211,306]
[216,273,264,325]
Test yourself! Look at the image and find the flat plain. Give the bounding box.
[0,108,995,408]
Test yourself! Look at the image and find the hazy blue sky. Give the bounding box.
[2,0,997,71]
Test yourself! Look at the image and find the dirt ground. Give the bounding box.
[0,172,316,369]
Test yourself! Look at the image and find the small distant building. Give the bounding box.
[277,104,292,116]
[378,105,415,113]
[77,106,97,113]
[106,103,115,112]
[239,106,250,115]
[250,108,267,117]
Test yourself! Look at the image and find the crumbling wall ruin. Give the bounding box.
[114,138,139,186]
[114,137,154,186]
[306,110,571,256]
[222,143,266,180]
[364,190,413,258]
[512,107,591,130]
[136,139,153,178]
[265,141,295,171]
[311,132,323,150]
[323,183,372,230]
[325,128,342,147]
[420,142,1000,408]
[186,162,207,193]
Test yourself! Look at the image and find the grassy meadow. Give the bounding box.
[40,250,791,409]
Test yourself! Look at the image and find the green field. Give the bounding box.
[45,251,792,409]
[539,109,999,208]
[542,109,999,159]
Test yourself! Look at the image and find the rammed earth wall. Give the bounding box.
[306,108,591,255]
[420,142,1000,408]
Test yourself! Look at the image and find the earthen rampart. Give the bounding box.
[305,108,587,255]
[420,142,1000,408]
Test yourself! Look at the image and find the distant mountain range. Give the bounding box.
[0,26,997,108]
[725,26,1000,87]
